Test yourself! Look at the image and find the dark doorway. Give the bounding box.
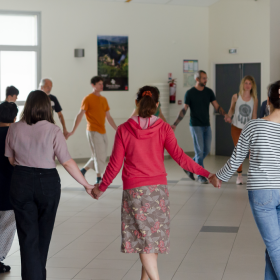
[215,63,261,157]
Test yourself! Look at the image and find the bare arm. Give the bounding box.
[212,100,231,123]
[252,98,259,119]
[8,157,15,166]
[159,108,167,122]
[57,111,68,137]
[67,110,85,139]
[227,94,238,118]
[62,159,94,198]
[171,104,189,130]
[106,111,118,131]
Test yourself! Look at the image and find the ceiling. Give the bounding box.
[93,0,221,7]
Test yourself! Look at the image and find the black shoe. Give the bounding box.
[0,262,11,273]
[96,177,102,184]
[183,170,195,180]
[197,176,209,184]
[80,168,87,177]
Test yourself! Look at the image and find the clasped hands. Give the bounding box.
[208,173,222,189]
[91,184,103,200]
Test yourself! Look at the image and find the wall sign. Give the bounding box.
[183,60,198,73]
[97,36,128,91]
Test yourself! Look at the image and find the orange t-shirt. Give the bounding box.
[81,93,110,134]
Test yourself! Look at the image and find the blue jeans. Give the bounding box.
[189,126,212,177]
[249,189,280,280]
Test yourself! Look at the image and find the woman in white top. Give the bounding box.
[227,76,258,185]
[214,82,280,280]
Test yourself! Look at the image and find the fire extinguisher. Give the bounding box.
[169,78,176,104]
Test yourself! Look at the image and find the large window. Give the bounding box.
[0,11,41,119]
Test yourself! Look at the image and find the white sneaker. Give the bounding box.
[236,176,243,185]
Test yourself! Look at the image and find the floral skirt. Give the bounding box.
[121,185,170,254]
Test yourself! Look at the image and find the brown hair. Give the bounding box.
[20,90,55,125]
[268,80,280,110]
[136,86,159,118]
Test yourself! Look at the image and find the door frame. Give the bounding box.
[210,61,262,156]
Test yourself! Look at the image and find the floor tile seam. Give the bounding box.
[120,258,142,280]
[70,235,121,280]
[221,199,250,280]
[54,189,119,229]
[50,204,122,260]
[171,186,225,280]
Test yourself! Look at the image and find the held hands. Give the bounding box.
[63,130,69,139]
[224,114,232,124]
[208,173,222,189]
[84,184,95,199]
[65,131,74,140]
[92,184,104,200]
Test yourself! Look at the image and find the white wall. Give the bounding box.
[208,0,270,154]
[270,0,280,83]
[0,0,209,158]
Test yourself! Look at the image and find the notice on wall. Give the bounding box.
[183,73,196,88]
[97,36,128,91]
[183,60,198,73]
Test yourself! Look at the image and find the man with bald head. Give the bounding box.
[39,78,68,138]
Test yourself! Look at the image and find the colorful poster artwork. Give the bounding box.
[97,36,128,91]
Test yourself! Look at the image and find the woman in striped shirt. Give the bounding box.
[214,81,280,280]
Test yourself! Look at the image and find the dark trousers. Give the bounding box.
[10,166,61,280]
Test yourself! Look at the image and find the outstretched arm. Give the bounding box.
[106,111,118,131]
[57,111,68,138]
[67,109,85,139]
[171,104,189,130]
[227,94,238,119]
[212,100,231,123]
[98,129,125,192]
[164,125,210,178]
[216,122,251,182]
[63,159,95,198]
[252,98,259,119]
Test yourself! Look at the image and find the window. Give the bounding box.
[0,11,41,120]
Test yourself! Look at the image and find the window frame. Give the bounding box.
[0,10,41,105]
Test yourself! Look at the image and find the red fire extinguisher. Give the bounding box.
[169,78,176,104]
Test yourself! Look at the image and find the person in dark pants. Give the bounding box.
[0,102,18,273]
[5,90,95,280]
[171,70,231,184]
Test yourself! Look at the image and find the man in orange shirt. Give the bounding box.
[67,76,117,183]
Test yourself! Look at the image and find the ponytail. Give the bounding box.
[136,86,159,118]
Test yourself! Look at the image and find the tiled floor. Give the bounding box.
[0,156,265,280]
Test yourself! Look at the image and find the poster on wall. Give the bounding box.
[97,36,128,91]
[183,60,198,73]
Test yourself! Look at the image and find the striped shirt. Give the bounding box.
[216,119,280,189]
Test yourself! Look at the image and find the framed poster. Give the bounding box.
[183,60,198,73]
[97,36,128,91]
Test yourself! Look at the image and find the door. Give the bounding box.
[215,63,261,157]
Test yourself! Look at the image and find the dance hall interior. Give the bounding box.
[0,0,280,280]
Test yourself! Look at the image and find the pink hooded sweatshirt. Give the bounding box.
[99,117,210,192]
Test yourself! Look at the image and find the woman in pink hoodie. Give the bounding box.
[92,86,219,280]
